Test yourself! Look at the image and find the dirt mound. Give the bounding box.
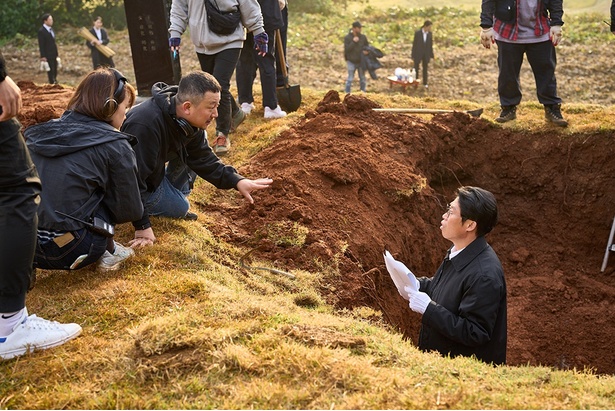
[17,83,615,375]
[211,91,615,375]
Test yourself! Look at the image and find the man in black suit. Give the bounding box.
[411,20,434,88]
[37,13,58,84]
[87,16,115,69]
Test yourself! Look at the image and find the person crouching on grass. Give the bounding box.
[24,68,143,271]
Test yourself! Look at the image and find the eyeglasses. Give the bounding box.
[444,203,460,219]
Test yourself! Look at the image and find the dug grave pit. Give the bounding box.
[17,83,615,375]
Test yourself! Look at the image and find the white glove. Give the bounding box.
[39,60,50,72]
[480,28,495,49]
[408,290,432,315]
[56,57,62,70]
[278,0,286,9]
[550,26,562,46]
[383,250,419,300]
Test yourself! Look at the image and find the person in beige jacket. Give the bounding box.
[169,0,266,155]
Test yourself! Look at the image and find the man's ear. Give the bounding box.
[179,100,192,117]
[465,220,477,232]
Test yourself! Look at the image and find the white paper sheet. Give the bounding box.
[383,250,419,300]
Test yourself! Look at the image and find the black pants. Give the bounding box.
[197,48,241,135]
[46,57,58,84]
[413,57,429,86]
[496,39,561,107]
[236,30,279,110]
[0,119,41,312]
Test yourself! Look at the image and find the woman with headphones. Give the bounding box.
[24,67,144,271]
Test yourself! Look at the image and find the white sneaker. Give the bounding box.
[240,102,255,115]
[264,105,287,119]
[98,242,134,271]
[0,309,82,360]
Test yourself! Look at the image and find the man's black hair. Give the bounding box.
[41,13,51,23]
[456,186,498,237]
[176,71,221,104]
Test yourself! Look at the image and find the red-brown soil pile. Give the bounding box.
[18,83,615,375]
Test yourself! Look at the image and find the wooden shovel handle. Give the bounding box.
[275,29,289,82]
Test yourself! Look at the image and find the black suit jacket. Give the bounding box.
[411,29,433,62]
[37,26,58,60]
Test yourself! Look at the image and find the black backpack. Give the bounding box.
[205,0,241,35]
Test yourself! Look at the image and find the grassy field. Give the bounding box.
[1,3,615,409]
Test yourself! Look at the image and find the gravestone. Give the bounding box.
[124,0,181,96]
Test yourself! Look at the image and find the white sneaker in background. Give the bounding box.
[264,105,287,119]
[98,242,135,271]
[240,102,255,115]
[0,308,82,360]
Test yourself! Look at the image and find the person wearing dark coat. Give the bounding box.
[37,13,59,84]
[611,0,615,33]
[411,20,434,88]
[24,68,143,271]
[405,186,507,365]
[120,71,273,249]
[86,16,115,69]
[0,51,82,360]
[343,21,369,93]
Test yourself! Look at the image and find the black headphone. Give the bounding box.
[103,68,127,119]
[170,96,198,137]
[175,117,197,137]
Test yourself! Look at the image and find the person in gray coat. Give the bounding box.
[405,186,507,365]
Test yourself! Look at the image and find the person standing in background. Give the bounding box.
[168,0,268,155]
[610,0,615,33]
[0,51,82,360]
[37,13,59,84]
[235,0,287,119]
[87,16,115,69]
[480,0,568,127]
[411,20,434,88]
[343,21,369,93]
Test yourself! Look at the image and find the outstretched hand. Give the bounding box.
[236,178,273,203]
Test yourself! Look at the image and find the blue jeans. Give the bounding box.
[35,228,109,270]
[143,157,195,218]
[345,61,366,93]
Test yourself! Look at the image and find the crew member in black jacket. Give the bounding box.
[86,16,115,69]
[37,13,59,84]
[411,20,434,88]
[405,186,507,365]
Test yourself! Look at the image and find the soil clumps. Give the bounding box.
[17,83,615,375]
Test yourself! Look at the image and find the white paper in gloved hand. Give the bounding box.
[383,250,419,300]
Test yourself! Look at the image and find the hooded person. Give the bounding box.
[24,67,143,271]
[120,70,273,249]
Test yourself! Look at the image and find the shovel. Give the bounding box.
[373,107,483,117]
[275,29,301,112]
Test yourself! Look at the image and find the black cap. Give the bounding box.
[352,21,362,28]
